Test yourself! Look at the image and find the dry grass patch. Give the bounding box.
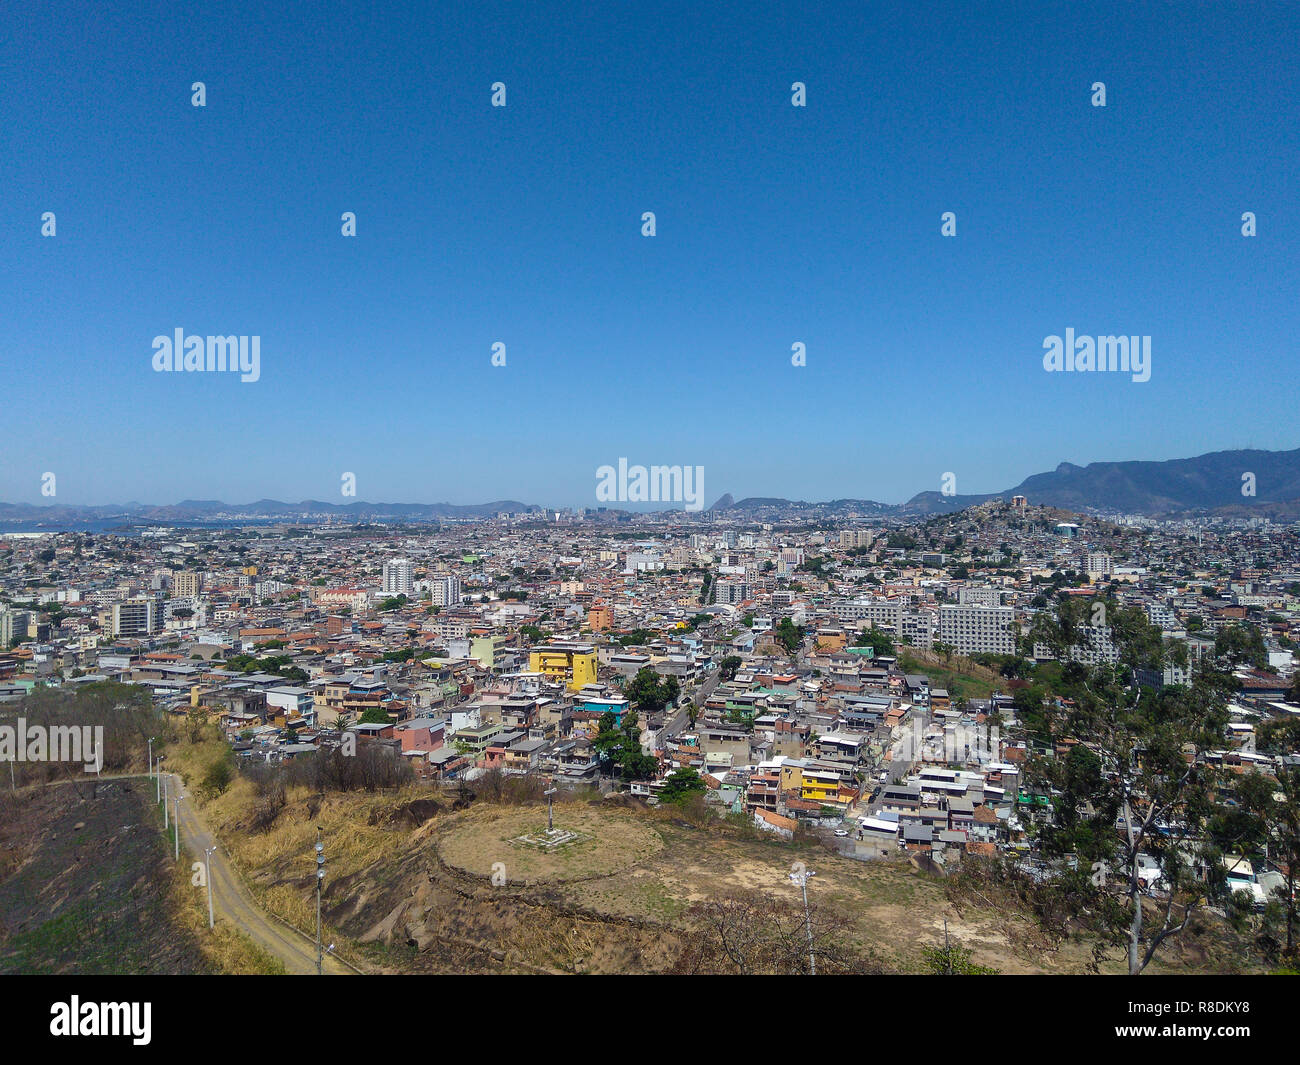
[437,803,663,885]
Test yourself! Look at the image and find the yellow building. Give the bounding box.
[529,642,598,691]
[799,768,842,804]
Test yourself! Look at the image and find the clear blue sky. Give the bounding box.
[3,0,1297,508]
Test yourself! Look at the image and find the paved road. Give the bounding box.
[888,707,929,783]
[694,669,722,707]
[660,703,692,740]
[163,772,353,976]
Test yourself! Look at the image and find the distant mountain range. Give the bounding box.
[0,499,543,524]
[3,447,1300,525]
[708,448,1300,520]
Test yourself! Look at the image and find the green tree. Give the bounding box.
[625,667,672,715]
[853,628,894,656]
[619,748,659,782]
[1240,767,1300,959]
[921,941,1000,975]
[774,618,804,656]
[1214,623,1267,669]
[660,768,707,804]
[1023,667,1235,974]
[1257,716,1300,754]
[201,752,235,797]
[591,709,657,781]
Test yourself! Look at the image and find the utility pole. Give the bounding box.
[315,829,325,975]
[163,775,168,828]
[148,736,155,779]
[173,788,182,860]
[789,867,817,975]
[204,845,216,929]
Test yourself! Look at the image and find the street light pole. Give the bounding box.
[163,775,168,828]
[147,736,154,779]
[315,829,325,975]
[789,868,817,975]
[173,788,182,860]
[204,845,216,929]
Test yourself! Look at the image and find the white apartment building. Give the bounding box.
[1033,625,1121,666]
[382,559,414,596]
[428,574,462,607]
[714,579,750,605]
[826,599,903,637]
[113,597,162,637]
[1147,602,1179,631]
[957,585,1002,608]
[901,608,935,649]
[429,615,470,639]
[938,604,1015,655]
[1086,552,1113,579]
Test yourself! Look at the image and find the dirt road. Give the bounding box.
[163,772,354,975]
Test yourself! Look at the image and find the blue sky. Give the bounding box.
[3,1,1297,508]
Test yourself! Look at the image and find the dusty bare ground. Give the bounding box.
[183,775,1257,975]
[437,804,664,884]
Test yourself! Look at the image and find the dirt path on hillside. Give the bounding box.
[163,773,354,976]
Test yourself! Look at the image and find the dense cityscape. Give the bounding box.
[4,0,1296,1043]
[3,495,1299,978]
